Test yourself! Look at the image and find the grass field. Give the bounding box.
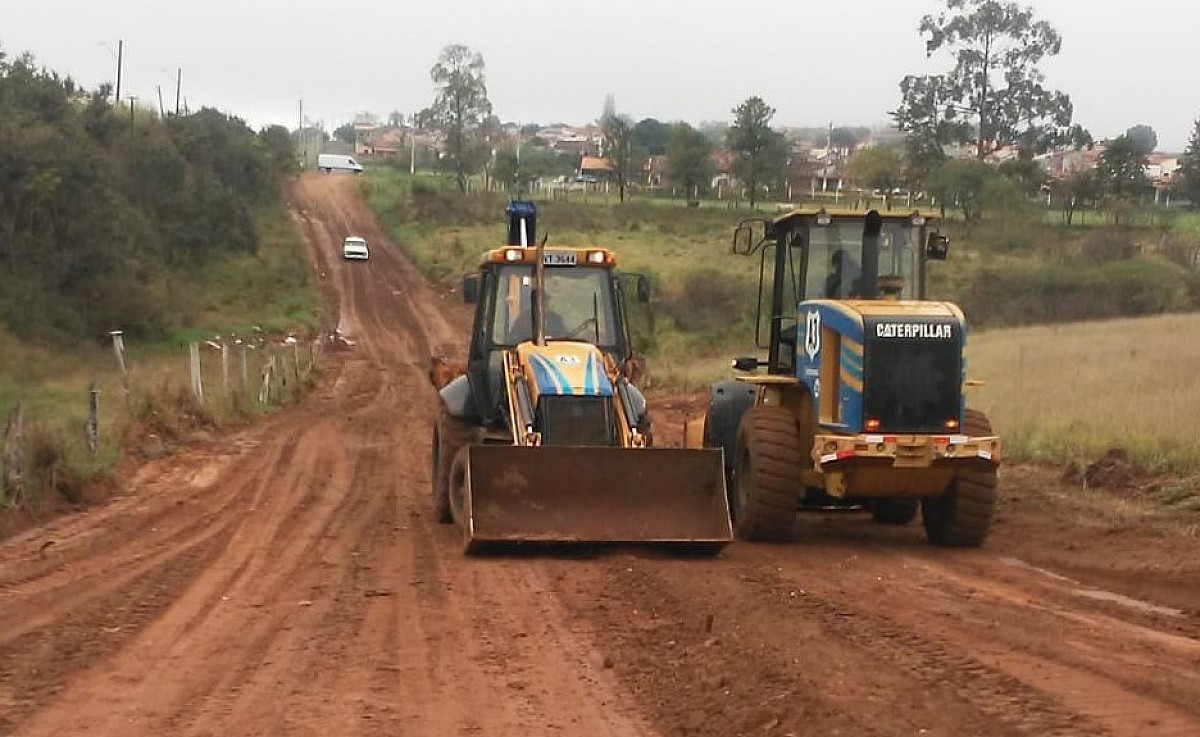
[0,203,321,509]
[967,313,1200,473]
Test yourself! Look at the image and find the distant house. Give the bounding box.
[555,134,599,157]
[1036,146,1102,180]
[358,127,404,158]
[579,155,613,179]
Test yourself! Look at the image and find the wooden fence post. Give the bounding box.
[239,341,249,395]
[221,341,230,395]
[86,382,100,458]
[3,403,25,506]
[189,342,204,404]
[110,330,130,402]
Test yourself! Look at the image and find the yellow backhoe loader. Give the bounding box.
[430,201,732,553]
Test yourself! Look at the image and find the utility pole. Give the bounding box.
[128,96,137,138]
[156,86,165,117]
[410,112,417,175]
[174,68,182,116]
[299,99,306,165]
[114,39,123,103]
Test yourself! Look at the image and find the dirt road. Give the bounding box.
[2,173,1198,736]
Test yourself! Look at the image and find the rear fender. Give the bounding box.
[703,379,759,472]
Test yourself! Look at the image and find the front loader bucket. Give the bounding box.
[462,445,732,553]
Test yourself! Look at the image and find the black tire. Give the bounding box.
[870,498,920,525]
[921,409,997,547]
[432,410,476,524]
[447,445,470,529]
[732,405,805,541]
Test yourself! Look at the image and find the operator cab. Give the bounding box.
[732,208,950,375]
[460,201,648,425]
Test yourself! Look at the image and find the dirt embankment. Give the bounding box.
[1,173,1198,737]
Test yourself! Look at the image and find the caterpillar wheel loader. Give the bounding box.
[431,201,732,554]
[685,208,1000,547]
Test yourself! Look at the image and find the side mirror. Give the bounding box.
[732,219,767,255]
[461,274,480,303]
[636,275,651,303]
[926,232,950,261]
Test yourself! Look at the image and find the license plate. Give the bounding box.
[543,251,577,266]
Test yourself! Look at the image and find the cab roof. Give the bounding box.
[478,245,617,268]
[771,207,939,228]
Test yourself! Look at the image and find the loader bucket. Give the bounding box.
[461,445,732,553]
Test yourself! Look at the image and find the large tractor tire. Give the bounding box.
[921,409,998,547]
[703,379,759,500]
[731,405,805,541]
[431,410,477,524]
[870,498,920,525]
[446,445,471,530]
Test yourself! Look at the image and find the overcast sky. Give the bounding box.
[5,0,1197,150]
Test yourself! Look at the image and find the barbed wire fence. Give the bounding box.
[1,328,333,508]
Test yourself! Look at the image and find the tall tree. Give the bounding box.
[925,158,1006,223]
[332,122,356,144]
[1124,124,1157,155]
[893,0,1076,159]
[727,96,786,209]
[632,118,669,156]
[664,122,715,199]
[601,113,639,203]
[1097,135,1151,205]
[430,44,493,192]
[1176,117,1200,207]
[1052,168,1100,225]
[846,146,904,206]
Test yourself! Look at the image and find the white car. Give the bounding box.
[342,236,369,260]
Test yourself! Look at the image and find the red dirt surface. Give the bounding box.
[2,173,1199,736]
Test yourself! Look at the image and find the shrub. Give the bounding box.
[662,268,756,334]
[959,256,1194,327]
[1081,228,1137,261]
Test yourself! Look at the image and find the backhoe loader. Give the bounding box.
[431,201,732,553]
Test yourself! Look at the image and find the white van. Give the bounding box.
[342,236,369,260]
[318,154,364,174]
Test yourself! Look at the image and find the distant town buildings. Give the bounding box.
[340,118,1182,202]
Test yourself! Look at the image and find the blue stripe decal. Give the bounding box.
[584,353,614,396]
[527,353,561,394]
[529,352,572,395]
[840,353,862,381]
[528,352,564,396]
[583,352,595,395]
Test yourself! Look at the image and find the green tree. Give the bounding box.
[894,0,1076,159]
[727,96,786,208]
[332,122,356,144]
[1097,135,1151,216]
[1052,168,1100,225]
[926,158,1008,222]
[664,122,715,199]
[0,47,294,342]
[1125,124,1157,155]
[429,44,493,192]
[1177,118,1200,207]
[602,113,639,202]
[632,118,669,155]
[846,146,903,207]
[997,154,1047,196]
